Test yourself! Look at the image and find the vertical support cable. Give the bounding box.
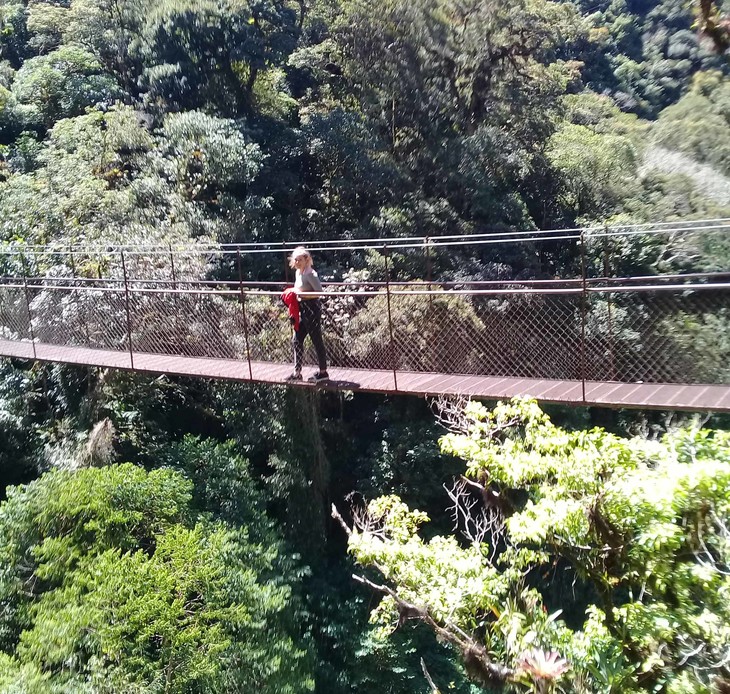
[425,236,433,312]
[168,243,177,289]
[69,248,90,347]
[424,237,434,371]
[168,242,180,360]
[603,224,616,380]
[383,246,399,391]
[237,249,253,380]
[283,242,290,285]
[579,231,588,404]
[20,251,37,359]
[120,251,135,370]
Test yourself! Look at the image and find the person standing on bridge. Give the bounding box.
[285,247,329,382]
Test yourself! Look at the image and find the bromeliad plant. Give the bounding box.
[334,398,730,692]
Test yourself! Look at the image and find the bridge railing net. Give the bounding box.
[29,286,131,353]
[0,286,33,344]
[1,277,729,387]
[584,286,730,385]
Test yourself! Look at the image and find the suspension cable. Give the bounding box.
[1,218,729,257]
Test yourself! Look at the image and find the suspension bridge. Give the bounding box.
[1,219,730,411]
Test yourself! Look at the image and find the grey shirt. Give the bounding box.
[294,266,322,296]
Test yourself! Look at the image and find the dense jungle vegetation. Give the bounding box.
[1,0,730,691]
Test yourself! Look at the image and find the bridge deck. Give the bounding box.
[1,339,729,412]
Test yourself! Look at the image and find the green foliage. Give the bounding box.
[11,45,121,129]
[25,2,69,54]
[0,359,105,494]
[653,70,730,176]
[614,171,730,231]
[0,104,264,252]
[161,110,261,195]
[0,2,29,69]
[91,371,224,465]
[335,0,581,138]
[156,435,270,530]
[301,108,401,235]
[0,84,19,142]
[0,461,314,692]
[578,0,727,117]
[345,398,730,692]
[62,0,144,96]
[546,123,637,217]
[0,361,44,492]
[324,0,583,232]
[138,0,299,114]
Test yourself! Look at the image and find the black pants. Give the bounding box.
[293,300,327,372]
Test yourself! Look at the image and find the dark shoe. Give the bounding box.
[285,371,302,381]
[308,371,329,382]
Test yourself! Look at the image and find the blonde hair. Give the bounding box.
[289,246,313,269]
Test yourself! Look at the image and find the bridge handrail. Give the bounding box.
[5,272,730,297]
[10,271,730,288]
[2,279,729,323]
[1,217,729,254]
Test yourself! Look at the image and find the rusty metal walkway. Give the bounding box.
[2,339,729,412]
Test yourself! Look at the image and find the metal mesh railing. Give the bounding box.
[0,276,728,390]
[0,285,33,343]
[583,286,730,385]
[29,286,131,352]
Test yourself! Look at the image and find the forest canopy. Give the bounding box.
[0,0,729,691]
[1,0,729,255]
[337,398,730,692]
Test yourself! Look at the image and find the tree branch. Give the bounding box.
[331,502,351,536]
[421,658,441,693]
[351,572,515,686]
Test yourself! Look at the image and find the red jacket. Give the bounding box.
[281,287,300,331]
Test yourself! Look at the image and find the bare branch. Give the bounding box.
[352,573,430,626]
[460,475,486,492]
[335,496,388,540]
[421,658,441,693]
[703,646,730,670]
[677,640,706,667]
[331,503,351,536]
[693,509,730,576]
[430,394,473,434]
[444,477,507,559]
[430,396,521,443]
